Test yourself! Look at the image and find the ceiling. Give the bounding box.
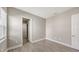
[15,7,72,19]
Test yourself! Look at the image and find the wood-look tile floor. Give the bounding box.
[8,40,79,52]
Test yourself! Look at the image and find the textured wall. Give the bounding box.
[46,7,79,45]
[0,7,7,51]
[7,7,45,48]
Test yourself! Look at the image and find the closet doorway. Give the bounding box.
[22,18,29,45]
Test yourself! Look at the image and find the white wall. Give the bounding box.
[7,7,45,48]
[46,7,79,45]
[0,7,7,51]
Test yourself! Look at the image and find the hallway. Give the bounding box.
[8,40,79,52]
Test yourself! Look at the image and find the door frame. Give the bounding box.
[21,17,33,45]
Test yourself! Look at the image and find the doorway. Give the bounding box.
[22,18,29,45]
[71,14,79,50]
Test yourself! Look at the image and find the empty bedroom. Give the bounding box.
[0,7,79,52]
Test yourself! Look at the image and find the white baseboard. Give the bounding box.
[7,44,22,51]
[30,38,45,43]
[0,38,6,43]
[46,38,79,50]
[46,38,71,47]
[6,38,44,51]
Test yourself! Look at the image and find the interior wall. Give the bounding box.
[46,7,79,45]
[0,7,7,51]
[7,7,45,48]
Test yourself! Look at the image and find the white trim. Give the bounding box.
[22,17,33,44]
[46,38,71,47]
[30,38,45,43]
[7,38,44,51]
[7,44,22,51]
[28,19,33,42]
[46,38,79,50]
[0,38,6,43]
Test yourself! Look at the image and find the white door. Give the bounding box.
[72,14,79,50]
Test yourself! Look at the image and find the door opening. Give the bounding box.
[22,18,29,45]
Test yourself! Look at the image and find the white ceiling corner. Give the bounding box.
[15,7,72,19]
